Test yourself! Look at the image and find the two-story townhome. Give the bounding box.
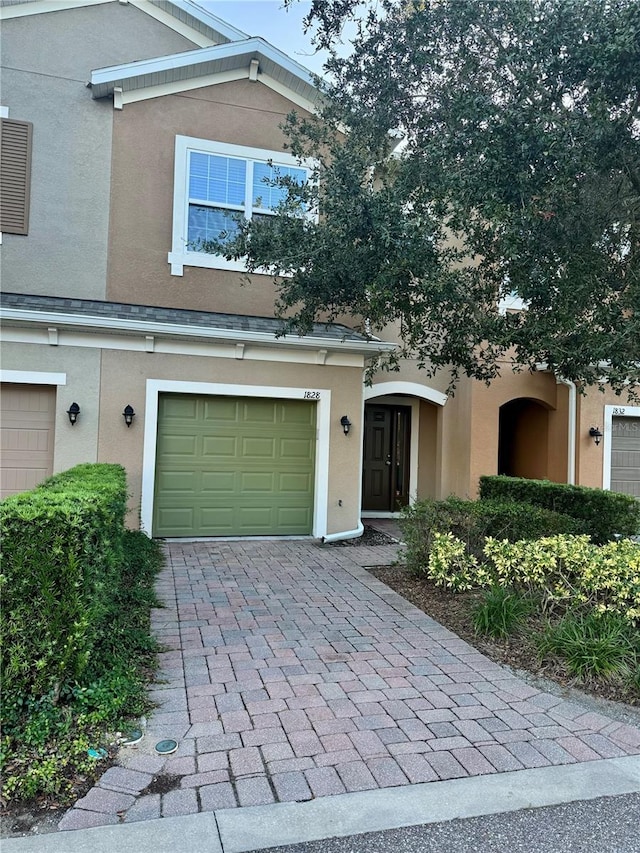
[1,0,637,542]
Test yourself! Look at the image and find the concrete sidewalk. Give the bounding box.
[7,536,639,849]
[4,757,640,852]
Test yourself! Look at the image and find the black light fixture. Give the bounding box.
[122,404,135,427]
[589,426,603,446]
[66,402,80,426]
[340,415,352,435]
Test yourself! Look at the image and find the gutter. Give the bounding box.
[0,307,397,357]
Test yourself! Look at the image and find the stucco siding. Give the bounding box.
[0,3,199,300]
[106,80,312,315]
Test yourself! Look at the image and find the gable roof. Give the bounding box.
[2,0,321,110]
[90,37,319,109]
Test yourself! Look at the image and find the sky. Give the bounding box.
[200,1,358,77]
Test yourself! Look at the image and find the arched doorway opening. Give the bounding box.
[498,398,550,480]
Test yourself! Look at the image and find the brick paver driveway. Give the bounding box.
[60,539,640,830]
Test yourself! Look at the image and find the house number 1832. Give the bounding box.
[304,391,320,399]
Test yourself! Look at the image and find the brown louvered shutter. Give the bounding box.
[0,118,33,235]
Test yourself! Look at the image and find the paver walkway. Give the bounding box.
[59,539,640,831]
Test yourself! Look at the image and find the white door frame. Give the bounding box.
[141,379,331,537]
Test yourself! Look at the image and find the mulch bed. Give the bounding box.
[367,563,640,709]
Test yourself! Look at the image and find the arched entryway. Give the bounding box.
[498,398,550,480]
[362,382,447,513]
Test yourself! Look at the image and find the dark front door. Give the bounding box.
[362,404,411,512]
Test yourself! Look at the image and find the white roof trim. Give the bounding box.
[90,37,317,101]
[1,307,397,355]
[0,0,248,44]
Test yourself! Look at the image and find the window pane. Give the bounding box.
[252,163,306,210]
[188,204,240,249]
[189,153,246,206]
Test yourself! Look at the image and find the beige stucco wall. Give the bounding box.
[107,80,311,316]
[96,348,365,534]
[576,385,638,489]
[417,401,438,499]
[0,341,101,473]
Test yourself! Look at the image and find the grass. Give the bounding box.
[537,610,639,680]
[472,586,534,639]
[0,531,163,805]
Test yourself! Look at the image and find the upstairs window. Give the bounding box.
[0,117,33,235]
[169,137,309,276]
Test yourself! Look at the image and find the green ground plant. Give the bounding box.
[537,611,639,680]
[1,465,163,805]
[472,587,535,639]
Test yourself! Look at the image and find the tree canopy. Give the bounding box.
[210,0,640,393]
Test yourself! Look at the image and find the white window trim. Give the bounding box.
[141,380,331,538]
[602,404,640,490]
[168,136,311,276]
[0,369,66,385]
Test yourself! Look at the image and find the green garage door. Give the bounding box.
[153,394,316,537]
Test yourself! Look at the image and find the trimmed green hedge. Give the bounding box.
[479,475,640,544]
[401,496,581,573]
[0,464,128,701]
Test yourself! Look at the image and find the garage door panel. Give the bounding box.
[281,403,316,425]
[159,434,198,455]
[154,394,316,536]
[203,398,237,421]
[161,396,199,419]
[156,470,198,493]
[201,471,236,492]
[242,437,277,458]
[243,400,278,423]
[1,384,55,499]
[280,438,315,459]
[278,472,313,493]
[202,435,238,457]
[241,472,275,492]
[277,506,313,528]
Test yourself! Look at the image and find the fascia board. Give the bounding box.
[168,0,249,41]
[1,308,397,355]
[90,37,317,97]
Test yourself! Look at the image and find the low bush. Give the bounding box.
[401,496,580,573]
[1,530,162,803]
[537,611,639,679]
[479,475,640,544]
[0,466,163,804]
[484,535,640,622]
[1,464,127,701]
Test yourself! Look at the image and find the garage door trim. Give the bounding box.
[141,380,331,538]
[603,404,640,492]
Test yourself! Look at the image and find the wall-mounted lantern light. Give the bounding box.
[122,404,135,427]
[589,426,603,446]
[340,415,352,435]
[67,402,80,426]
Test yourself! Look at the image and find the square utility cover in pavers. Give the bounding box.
[60,539,640,828]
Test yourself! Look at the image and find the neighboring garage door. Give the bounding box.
[153,394,316,537]
[611,416,640,498]
[0,383,55,499]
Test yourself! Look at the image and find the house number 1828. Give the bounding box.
[304,391,320,399]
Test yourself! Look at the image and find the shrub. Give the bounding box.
[401,496,580,573]
[479,475,640,544]
[484,535,640,622]
[472,587,534,639]
[537,611,639,679]
[1,529,162,804]
[0,464,127,701]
